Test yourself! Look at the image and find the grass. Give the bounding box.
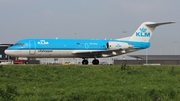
[0,64,180,100]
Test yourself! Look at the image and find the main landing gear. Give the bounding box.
[92,59,99,65]
[82,59,88,65]
[82,58,99,65]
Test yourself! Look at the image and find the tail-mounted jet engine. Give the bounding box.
[106,42,132,50]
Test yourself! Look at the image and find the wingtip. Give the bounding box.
[168,21,176,23]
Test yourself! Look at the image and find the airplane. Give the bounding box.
[5,21,175,65]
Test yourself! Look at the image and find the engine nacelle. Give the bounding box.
[106,42,131,50]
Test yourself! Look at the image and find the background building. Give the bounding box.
[114,55,180,65]
[0,44,14,63]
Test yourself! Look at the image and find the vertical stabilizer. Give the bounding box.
[130,22,175,42]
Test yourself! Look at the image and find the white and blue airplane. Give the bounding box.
[5,21,174,65]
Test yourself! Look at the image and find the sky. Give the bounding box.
[0,0,179,56]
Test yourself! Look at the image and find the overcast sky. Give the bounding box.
[0,0,179,56]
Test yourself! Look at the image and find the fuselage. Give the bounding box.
[5,38,150,58]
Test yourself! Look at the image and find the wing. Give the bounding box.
[72,49,122,58]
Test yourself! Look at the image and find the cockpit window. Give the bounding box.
[14,43,24,46]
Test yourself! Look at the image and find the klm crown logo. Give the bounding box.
[38,40,49,44]
[136,27,150,37]
[116,44,121,48]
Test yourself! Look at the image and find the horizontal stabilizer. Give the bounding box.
[145,22,175,27]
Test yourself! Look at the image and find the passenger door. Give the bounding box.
[29,40,36,55]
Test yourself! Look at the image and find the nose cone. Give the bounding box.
[4,49,12,56]
[4,48,18,56]
[5,49,22,57]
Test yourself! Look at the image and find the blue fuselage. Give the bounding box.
[5,38,150,58]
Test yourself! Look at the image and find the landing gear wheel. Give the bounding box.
[92,59,99,65]
[82,60,88,65]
